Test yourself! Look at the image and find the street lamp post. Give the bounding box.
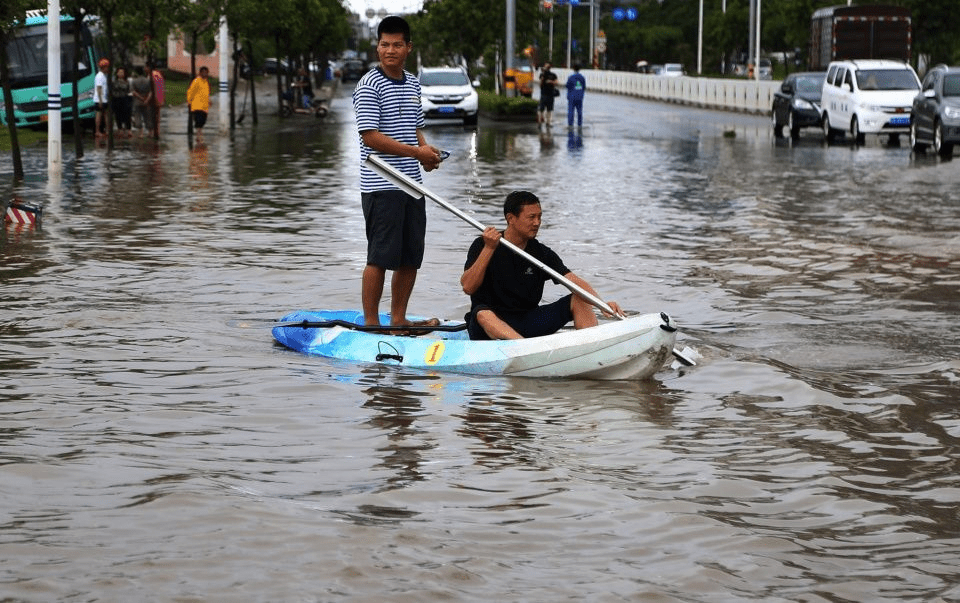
[506,0,515,72]
[754,0,761,81]
[697,0,703,74]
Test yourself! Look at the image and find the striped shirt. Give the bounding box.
[353,67,425,192]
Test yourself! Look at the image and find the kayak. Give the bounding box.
[272,309,679,380]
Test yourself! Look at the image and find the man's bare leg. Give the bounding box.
[571,295,599,330]
[389,266,417,325]
[476,309,523,340]
[362,264,386,326]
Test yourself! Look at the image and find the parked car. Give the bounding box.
[772,71,826,139]
[663,63,684,77]
[262,58,289,75]
[419,66,479,126]
[757,58,773,80]
[910,64,960,158]
[820,59,920,145]
[341,59,367,82]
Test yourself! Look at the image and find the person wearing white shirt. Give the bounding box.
[94,58,110,138]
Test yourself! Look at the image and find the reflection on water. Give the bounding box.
[359,368,437,493]
[1,87,960,601]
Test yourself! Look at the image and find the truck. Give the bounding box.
[809,5,911,71]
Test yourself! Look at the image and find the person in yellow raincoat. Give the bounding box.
[186,66,210,143]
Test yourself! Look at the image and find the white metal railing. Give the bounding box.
[553,68,779,115]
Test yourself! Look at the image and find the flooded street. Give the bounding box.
[2,84,960,601]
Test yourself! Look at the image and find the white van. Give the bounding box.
[820,59,920,144]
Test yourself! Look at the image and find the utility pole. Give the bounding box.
[506,0,515,72]
[219,17,229,130]
[47,0,62,178]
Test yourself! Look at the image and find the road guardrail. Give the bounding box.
[553,68,779,115]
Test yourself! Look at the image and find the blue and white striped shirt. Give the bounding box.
[353,67,425,192]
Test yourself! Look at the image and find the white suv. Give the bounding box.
[820,59,920,144]
[419,66,479,126]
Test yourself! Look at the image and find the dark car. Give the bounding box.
[262,58,290,75]
[341,59,366,82]
[910,64,960,157]
[772,71,826,139]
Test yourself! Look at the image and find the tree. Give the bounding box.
[0,0,30,183]
[410,0,539,86]
[172,0,223,141]
[62,0,90,159]
[705,0,750,73]
[84,0,126,147]
[907,0,960,67]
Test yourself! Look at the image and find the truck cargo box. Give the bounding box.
[810,5,911,71]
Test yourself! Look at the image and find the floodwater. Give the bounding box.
[2,85,959,602]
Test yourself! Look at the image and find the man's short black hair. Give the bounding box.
[378,15,411,43]
[504,190,540,217]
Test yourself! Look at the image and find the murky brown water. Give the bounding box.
[2,86,959,601]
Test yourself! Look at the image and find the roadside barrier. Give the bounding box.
[553,68,779,115]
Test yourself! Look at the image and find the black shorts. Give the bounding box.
[192,110,207,129]
[468,295,574,340]
[538,95,555,111]
[95,102,108,113]
[361,189,426,270]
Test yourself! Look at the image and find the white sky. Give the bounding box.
[345,0,424,18]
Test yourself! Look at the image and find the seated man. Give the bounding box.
[461,190,622,340]
[294,67,314,109]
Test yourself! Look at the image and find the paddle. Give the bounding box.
[272,319,466,333]
[364,154,696,366]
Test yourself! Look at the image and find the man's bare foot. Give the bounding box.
[384,318,441,336]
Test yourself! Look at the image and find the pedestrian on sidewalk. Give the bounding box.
[112,66,133,138]
[537,62,559,127]
[150,63,165,140]
[565,63,586,128]
[187,66,211,143]
[93,58,110,139]
[131,66,154,137]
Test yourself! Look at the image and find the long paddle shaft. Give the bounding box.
[364,154,696,366]
[365,154,618,316]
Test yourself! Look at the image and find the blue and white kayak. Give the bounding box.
[272,309,679,380]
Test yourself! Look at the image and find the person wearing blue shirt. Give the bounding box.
[565,64,586,128]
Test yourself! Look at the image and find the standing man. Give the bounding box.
[565,63,586,128]
[131,66,154,137]
[353,15,442,329]
[93,58,110,139]
[186,66,210,143]
[537,62,559,127]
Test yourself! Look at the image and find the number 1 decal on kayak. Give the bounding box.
[424,341,445,365]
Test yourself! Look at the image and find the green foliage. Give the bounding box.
[410,0,540,82]
[0,124,45,151]
[163,72,194,106]
[908,0,960,66]
[477,90,537,116]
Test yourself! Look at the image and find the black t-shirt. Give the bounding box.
[296,74,313,97]
[465,235,570,314]
[540,69,558,95]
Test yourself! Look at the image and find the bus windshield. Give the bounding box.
[7,22,93,88]
[2,14,100,128]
